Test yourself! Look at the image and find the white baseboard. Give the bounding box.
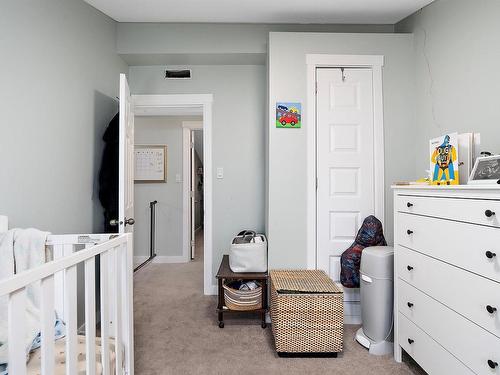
[204,284,218,296]
[134,255,189,265]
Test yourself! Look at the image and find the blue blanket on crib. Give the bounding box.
[0,319,65,375]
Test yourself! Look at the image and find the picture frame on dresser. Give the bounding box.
[468,155,500,185]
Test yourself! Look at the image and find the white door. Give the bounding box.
[118,73,135,234]
[190,130,196,260]
[316,68,375,282]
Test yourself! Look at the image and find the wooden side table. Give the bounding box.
[216,255,268,328]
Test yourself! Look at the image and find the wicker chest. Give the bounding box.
[269,270,344,356]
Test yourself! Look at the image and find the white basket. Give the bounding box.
[229,231,268,273]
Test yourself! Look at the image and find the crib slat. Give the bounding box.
[100,251,111,375]
[124,234,134,375]
[8,288,27,375]
[85,257,97,375]
[41,275,55,375]
[64,265,78,375]
[114,246,123,374]
[53,244,65,320]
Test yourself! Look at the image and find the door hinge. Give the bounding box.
[315,81,318,94]
[191,240,195,247]
[316,177,318,190]
[190,190,194,198]
[190,142,194,149]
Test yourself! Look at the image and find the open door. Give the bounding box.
[118,73,135,234]
[190,130,196,259]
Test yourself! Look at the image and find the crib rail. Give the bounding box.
[0,233,134,375]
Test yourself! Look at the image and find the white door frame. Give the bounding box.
[305,54,385,270]
[182,121,203,262]
[133,94,214,295]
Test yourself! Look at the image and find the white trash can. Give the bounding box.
[355,246,394,356]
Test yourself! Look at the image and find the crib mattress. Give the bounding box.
[27,335,118,375]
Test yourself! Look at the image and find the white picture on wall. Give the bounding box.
[135,145,167,182]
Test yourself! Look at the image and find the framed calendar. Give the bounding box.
[134,145,167,182]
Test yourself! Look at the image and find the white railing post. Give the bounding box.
[100,251,111,375]
[85,257,97,375]
[8,288,27,375]
[40,275,55,375]
[123,234,134,375]
[64,265,77,375]
[114,246,123,374]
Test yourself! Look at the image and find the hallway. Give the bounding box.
[133,230,423,375]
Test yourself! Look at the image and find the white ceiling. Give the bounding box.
[85,0,434,24]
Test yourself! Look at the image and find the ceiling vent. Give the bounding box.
[165,69,192,80]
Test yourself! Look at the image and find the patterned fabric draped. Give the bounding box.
[340,216,386,288]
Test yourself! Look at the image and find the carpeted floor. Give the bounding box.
[133,231,426,375]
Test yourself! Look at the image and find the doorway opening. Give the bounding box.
[132,94,214,295]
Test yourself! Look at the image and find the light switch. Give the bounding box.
[216,167,224,179]
[175,173,182,183]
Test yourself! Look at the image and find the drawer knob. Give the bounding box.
[407,202,413,208]
[408,338,414,345]
[407,302,414,308]
[488,360,498,369]
[487,305,498,314]
[486,251,497,259]
[407,229,414,235]
[485,210,496,218]
[407,265,414,271]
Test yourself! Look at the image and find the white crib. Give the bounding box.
[0,216,134,375]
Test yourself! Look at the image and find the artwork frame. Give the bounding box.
[468,155,500,185]
[134,145,168,183]
[276,102,302,128]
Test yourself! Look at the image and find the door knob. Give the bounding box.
[407,202,413,208]
[488,360,498,369]
[109,219,122,226]
[486,251,497,259]
[485,210,496,218]
[487,305,497,314]
[125,217,135,226]
[407,265,414,271]
[407,302,414,308]
[407,338,414,345]
[407,229,414,235]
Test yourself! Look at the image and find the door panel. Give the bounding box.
[316,68,375,280]
[119,73,135,234]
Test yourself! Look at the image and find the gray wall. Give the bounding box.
[134,116,201,258]
[267,32,416,269]
[129,65,266,281]
[396,0,500,173]
[0,0,127,233]
[117,23,395,65]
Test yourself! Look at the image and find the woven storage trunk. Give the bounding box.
[270,270,344,354]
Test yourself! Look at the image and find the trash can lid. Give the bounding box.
[360,246,394,279]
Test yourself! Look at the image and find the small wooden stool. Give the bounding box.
[216,255,268,328]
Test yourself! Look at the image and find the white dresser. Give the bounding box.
[393,186,500,375]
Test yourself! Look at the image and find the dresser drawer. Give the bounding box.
[396,194,500,228]
[397,213,500,282]
[398,280,500,375]
[397,245,500,337]
[398,313,474,375]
